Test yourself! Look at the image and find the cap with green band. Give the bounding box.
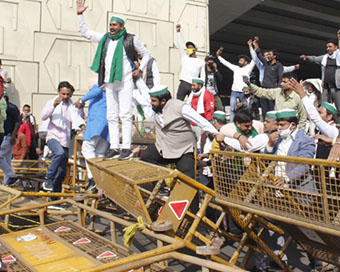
[110,16,125,25]
[276,109,297,119]
[321,102,338,116]
[192,78,204,85]
[265,110,277,120]
[213,111,226,120]
[149,85,168,97]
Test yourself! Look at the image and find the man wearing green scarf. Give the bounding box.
[216,108,264,150]
[77,0,150,160]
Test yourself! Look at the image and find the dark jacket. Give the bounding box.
[204,67,223,95]
[255,48,283,88]
[98,33,138,86]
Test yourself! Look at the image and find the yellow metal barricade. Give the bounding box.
[0,200,245,272]
[87,158,286,269]
[211,150,340,267]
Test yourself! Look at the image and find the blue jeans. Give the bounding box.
[229,91,244,122]
[45,139,68,194]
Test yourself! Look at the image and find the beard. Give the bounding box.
[152,104,163,113]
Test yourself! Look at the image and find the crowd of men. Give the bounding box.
[0,0,340,270]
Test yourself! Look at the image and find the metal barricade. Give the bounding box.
[0,200,244,272]
[87,158,287,269]
[211,150,340,267]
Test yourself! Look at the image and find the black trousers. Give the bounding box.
[259,98,275,120]
[176,80,192,101]
[140,144,195,178]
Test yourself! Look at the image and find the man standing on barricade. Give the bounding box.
[76,0,150,160]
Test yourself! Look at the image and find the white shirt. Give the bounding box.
[301,96,339,139]
[156,104,217,134]
[177,32,205,84]
[78,15,150,84]
[224,133,269,153]
[218,56,255,92]
[267,129,298,182]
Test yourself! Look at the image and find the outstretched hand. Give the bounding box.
[299,55,307,61]
[176,24,181,32]
[76,0,88,15]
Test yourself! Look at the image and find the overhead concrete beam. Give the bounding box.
[209,0,263,35]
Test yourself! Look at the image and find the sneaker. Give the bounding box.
[42,180,53,191]
[6,177,19,187]
[85,178,96,191]
[104,149,120,159]
[48,205,65,210]
[118,149,133,160]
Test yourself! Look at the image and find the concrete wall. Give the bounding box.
[0,0,209,126]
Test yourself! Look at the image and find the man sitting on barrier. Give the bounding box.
[265,109,317,194]
[140,85,218,179]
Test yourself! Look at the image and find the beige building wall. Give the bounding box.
[0,0,209,126]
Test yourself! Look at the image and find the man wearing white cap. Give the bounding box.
[141,85,217,178]
[265,109,317,193]
[187,78,214,139]
[77,0,150,160]
[290,78,339,159]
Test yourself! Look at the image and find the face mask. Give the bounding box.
[186,48,195,56]
[152,104,163,113]
[279,123,292,139]
[244,93,251,98]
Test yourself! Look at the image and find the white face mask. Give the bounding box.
[279,123,292,139]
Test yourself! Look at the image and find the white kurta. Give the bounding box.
[78,15,150,149]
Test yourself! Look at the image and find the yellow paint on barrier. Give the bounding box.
[1,227,97,272]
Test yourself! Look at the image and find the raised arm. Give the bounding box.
[253,37,267,64]
[151,60,161,86]
[133,36,150,71]
[77,0,104,43]
[216,50,237,73]
[248,39,263,70]
[176,24,186,59]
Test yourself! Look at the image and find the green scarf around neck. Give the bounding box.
[90,28,127,83]
[235,123,258,138]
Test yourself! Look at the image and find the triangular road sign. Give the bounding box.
[2,255,16,263]
[73,237,91,245]
[54,226,71,233]
[169,200,189,220]
[96,251,117,259]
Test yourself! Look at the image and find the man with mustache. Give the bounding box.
[77,0,150,160]
[300,31,340,122]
